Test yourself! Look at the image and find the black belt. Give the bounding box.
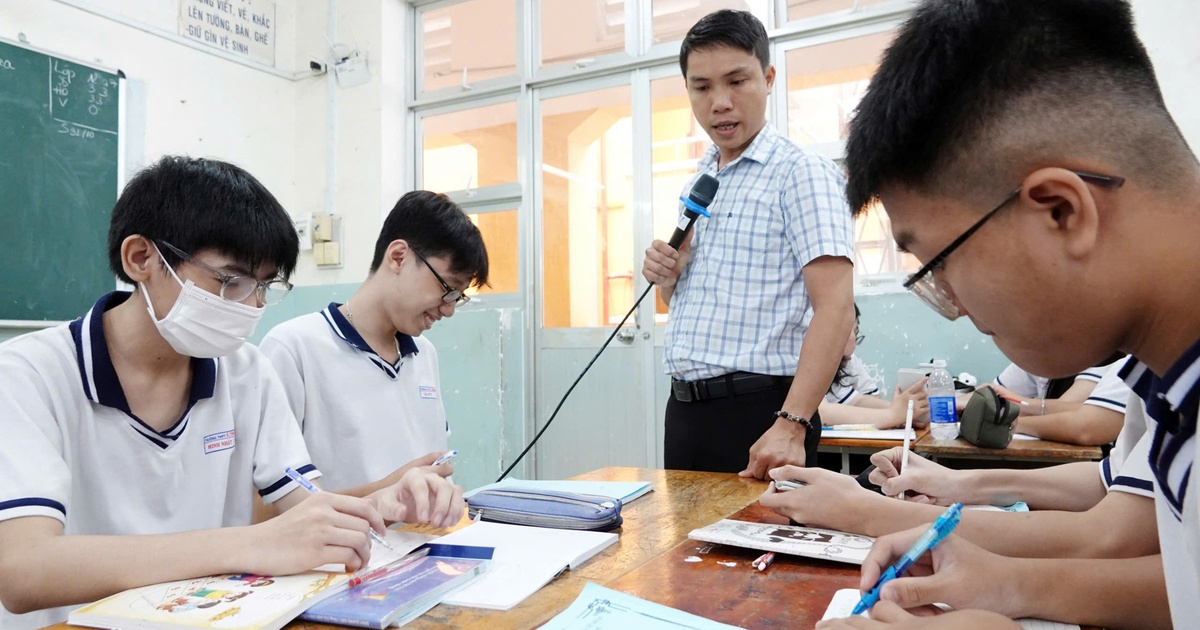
[671,371,792,403]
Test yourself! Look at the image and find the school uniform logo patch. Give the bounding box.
[203,429,236,454]
[419,385,439,400]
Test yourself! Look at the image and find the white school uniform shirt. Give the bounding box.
[259,304,449,493]
[0,292,319,630]
[1099,392,1154,498]
[1121,343,1200,629]
[825,355,880,404]
[995,355,1127,399]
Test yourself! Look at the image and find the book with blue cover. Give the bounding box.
[299,544,492,629]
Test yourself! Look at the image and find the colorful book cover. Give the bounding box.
[300,545,492,629]
[67,571,350,630]
[688,519,875,565]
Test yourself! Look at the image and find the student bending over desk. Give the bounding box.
[259,191,486,510]
[0,157,464,630]
[820,305,929,430]
[818,0,1192,625]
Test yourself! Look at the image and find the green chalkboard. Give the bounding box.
[0,40,121,321]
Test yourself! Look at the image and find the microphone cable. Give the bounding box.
[496,174,719,482]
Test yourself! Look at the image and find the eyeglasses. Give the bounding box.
[902,170,1125,320]
[410,247,471,306]
[159,241,293,306]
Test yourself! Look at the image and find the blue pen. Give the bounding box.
[852,502,963,615]
[283,467,395,551]
[432,450,458,467]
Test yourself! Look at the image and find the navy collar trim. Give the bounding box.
[69,292,217,447]
[321,303,418,378]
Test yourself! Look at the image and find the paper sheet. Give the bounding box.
[464,478,653,504]
[314,528,435,573]
[433,522,618,610]
[822,589,1079,629]
[689,520,873,565]
[540,582,738,629]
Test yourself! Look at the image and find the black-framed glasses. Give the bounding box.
[159,241,293,306]
[902,170,1125,320]
[411,247,471,306]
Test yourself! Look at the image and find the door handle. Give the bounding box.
[615,327,636,344]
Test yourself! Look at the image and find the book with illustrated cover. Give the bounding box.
[688,519,875,565]
[300,544,493,628]
[67,571,350,630]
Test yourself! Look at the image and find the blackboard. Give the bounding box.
[0,39,121,321]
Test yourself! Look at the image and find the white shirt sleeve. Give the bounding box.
[825,355,880,404]
[1099,393,1154,498]
[0,339,70,525]
[259,331,307,429]
[1082,357,1133,413]
[238,347,322,504]
[994,363,1046,398]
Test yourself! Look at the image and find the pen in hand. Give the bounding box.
[432,450,458,467]
[852,502,963,615]
[283,467,395,551]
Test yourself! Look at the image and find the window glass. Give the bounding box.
[786,0,889,22]
[541,0,626,68]
[650,1,770,46]
[421,101,518,193]
[785,30,894,147]
[421,0,517,92]
[467,209,519,295]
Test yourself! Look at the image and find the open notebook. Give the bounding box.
[822,589,1081,629]
[431,521,618,610]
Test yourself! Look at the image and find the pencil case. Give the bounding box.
[466,488,623,531]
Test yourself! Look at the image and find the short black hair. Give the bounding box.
[371,191,489,288]
[679,9,770,77]
[108,156,299,282]
[845,0,1194,215]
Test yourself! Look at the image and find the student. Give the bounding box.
[819,0,1197,627]
[640,9,855,477]
[821,306,929,430]
[260,191,488,496]
[1003,356,1131,446]
[990,353,1126,417]
[0,157,464,630]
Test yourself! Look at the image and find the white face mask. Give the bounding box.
[140,247,265,358]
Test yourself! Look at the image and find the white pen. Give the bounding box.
[284,467,395,550]
[432,450,458,467]
[898,399,914,500]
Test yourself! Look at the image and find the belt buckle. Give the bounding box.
[671,380,695,403]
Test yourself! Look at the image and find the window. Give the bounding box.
[540,85,634,328]
[420,0,517,93]
[650,1,770,46]
[421,101,518,193]
[467,209,519,295]
[786,0,889,23]
[785,30,894,149]
[541,0,626,68]
[854,201,919,277]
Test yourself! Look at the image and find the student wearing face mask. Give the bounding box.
[0,157,465,630]
[259,191,488,498]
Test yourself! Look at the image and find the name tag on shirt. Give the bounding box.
[203,429,236,454]
[419,385,439,400]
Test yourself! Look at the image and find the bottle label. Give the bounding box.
[929,396,957,423]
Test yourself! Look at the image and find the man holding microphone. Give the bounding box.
[642,9,855,477]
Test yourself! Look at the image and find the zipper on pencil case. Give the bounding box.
[477,489,617,512]
[468,507,619,528]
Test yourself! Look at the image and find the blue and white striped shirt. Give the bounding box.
[663,123,854,381]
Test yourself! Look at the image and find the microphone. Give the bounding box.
[667,173,719,250]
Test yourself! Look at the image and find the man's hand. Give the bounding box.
[857,528,1024,619]
[249,491,382,574]
[368,467,465,529]
[815,601,1021,630]
[740,417,807,479]
[758,465,882,530]
[884,379,929,429]
[868,447,962,505]
[641,233,692,287]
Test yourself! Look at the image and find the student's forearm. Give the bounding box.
[782,310,853,421]
[1016,409,1123,446]
[956,462,1106,511]
[1009,555,1170,630]
[817,400,890,425]
[0,519,256,614]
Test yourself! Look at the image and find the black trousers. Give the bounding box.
[664,383,822,473]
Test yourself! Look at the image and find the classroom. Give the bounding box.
[1,1,1197,629]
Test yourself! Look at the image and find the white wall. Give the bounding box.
[1133,0,1200,150]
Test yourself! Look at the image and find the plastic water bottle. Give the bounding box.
[927,360,958,441]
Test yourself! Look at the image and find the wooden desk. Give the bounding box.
[820,428,927,473]
[914,433,1103,463]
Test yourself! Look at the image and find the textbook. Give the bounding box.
[299,544,493,629]
[67,571,351,630]
[688,519,875,565]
